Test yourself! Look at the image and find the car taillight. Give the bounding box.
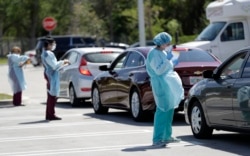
[100,51,113,53]
[79,58,92,76]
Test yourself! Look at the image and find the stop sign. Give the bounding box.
[42,17,57,31]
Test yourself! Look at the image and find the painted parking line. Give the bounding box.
[0,130,151,142]
[0,121,113,130]
[0,114,85,121]
[0,141,202,156]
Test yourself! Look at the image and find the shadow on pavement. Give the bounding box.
[122,144,168,152]
[19,120,50,124]
[177,133,250,156]
[40,100,92,109]
[84,110,186,127]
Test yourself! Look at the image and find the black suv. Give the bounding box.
[35,35,96,65]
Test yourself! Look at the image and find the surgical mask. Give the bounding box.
[51,44,56,51]
[165,45,172,53]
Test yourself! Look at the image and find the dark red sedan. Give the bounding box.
[91,46,221,121]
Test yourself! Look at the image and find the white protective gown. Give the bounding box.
[41,50,64,96]
[7,53,29,93]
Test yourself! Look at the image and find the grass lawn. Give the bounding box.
[0,93,12,100]
[0,57,7,65]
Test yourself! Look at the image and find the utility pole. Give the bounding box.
[138,0,146,46]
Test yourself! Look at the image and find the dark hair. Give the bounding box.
[43,36,55,48]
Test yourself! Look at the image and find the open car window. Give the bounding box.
[220,52,247,79]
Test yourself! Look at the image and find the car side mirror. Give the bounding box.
[203,70,213,78]
[99,65,109,71]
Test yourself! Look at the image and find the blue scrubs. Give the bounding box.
[146,48,184,144]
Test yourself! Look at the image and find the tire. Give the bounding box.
[130,88,144,121]
[190,101,213,139]
[92,86,108,114]
[69,85,80,107]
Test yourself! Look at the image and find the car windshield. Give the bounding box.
[84,52,121,63]
[195,22,226,41]
[176,49,216,62]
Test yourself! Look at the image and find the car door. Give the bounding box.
[114,51,145,108]
[59,51,79,97]
[233,51,250,128]
[204,52,247,126]
[99,52,128,106]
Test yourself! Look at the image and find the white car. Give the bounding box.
[58,47,124,106]
[24,49,39,66]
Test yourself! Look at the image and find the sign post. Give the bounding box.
[42,17,57,34]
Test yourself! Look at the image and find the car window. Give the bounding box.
[55,38,69,45]
[196,22,226,41]
[177,49,216,62]
[221,22,245,42]
[241,52,250,78]
[73,37,85,44]
[60,52,70,60]
[84,52,121,63]
[220,52,247,79]
[124,52,144,68]
[67,51,78,64]
[110,52,127,70]
[60,51,79,64]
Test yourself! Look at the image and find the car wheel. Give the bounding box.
[130,88,144,121]
[190,101,213,139]
[92,86,108,114]
[69,85,80,107]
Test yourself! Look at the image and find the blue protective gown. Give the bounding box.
[41,50,64,96]
[7,53,29,94]
[146,47,184,143]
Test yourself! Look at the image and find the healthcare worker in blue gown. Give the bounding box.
[7,46,30,106]
[41,37,69,120]
[146,32,184,147]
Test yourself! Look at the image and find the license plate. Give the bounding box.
[189,76,203,85]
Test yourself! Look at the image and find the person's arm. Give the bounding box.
[149,51,171,76]
[44,52,69,70]
[19,55,30,67]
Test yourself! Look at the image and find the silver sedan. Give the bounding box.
[58,47,124,106]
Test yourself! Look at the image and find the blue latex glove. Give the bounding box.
[166,51,173,60]
[172,58,179,66]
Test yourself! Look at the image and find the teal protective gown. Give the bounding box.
[146,48,184,112]
[146,47,184,144]
[41,50,64,96]
[7,53,29,93]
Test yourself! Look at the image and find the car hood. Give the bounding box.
[179,41,211,50]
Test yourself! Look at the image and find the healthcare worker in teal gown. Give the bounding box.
[146,32,184,147]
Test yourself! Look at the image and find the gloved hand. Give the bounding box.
[172,58,179,66]
[166,51,173,60]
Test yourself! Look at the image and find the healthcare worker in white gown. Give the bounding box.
[7,46,30,106]
[146,32,184,147]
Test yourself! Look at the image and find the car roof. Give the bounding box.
[68,47,125,53]
[37,35,95,39]
[126,45,220,60]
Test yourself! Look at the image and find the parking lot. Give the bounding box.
[0,64,249,156]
